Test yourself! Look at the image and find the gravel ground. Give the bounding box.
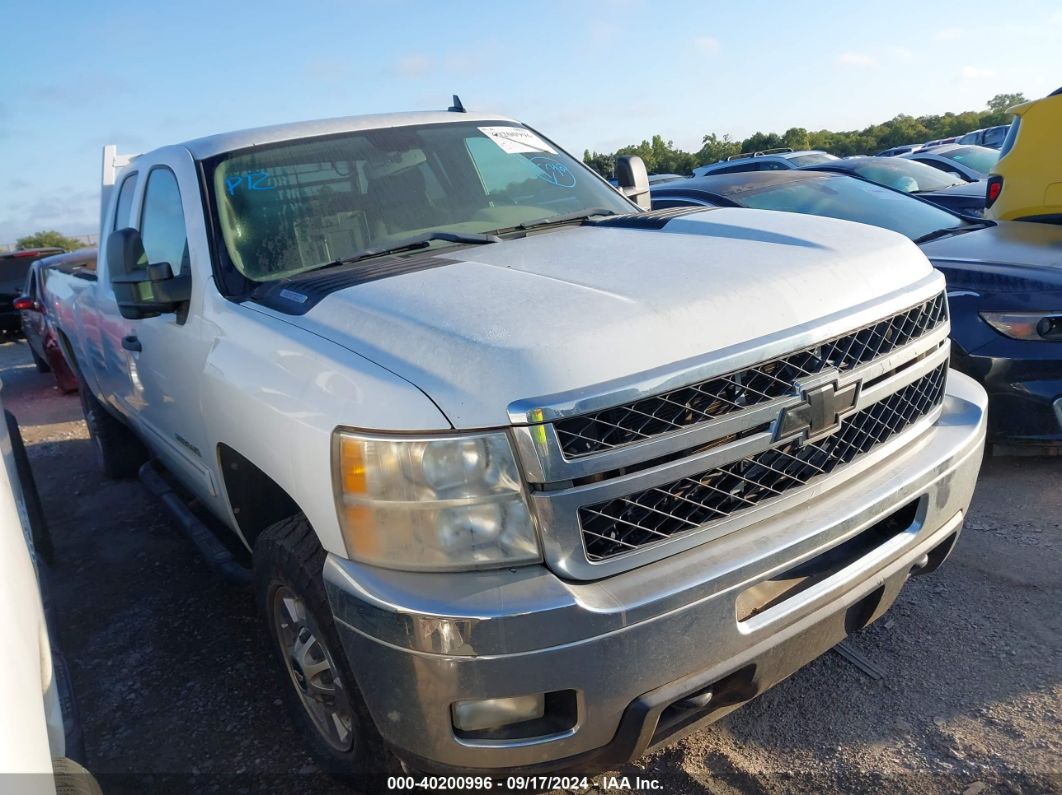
[4,338,1060,795]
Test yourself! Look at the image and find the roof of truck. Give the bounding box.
[180,110,520,160]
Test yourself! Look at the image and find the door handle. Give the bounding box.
[122,335,142,353]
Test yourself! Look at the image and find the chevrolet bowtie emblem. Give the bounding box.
[774,370,861,444]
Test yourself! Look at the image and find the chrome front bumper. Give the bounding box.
[324,370,987,774]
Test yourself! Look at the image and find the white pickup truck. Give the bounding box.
[51,107,987,780]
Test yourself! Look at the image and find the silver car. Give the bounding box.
[692,147,837,177]
[901,144,1000,182]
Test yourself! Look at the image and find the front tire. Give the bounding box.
[77,376,147,479]
[254,515,389,778]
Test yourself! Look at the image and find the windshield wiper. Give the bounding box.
[913,220,993,244]
[516,208,621,230]
[307,230,501,273]
[477,208,623,237]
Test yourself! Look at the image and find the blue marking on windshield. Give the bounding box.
[226,171,276,195]
[531,157,576,188]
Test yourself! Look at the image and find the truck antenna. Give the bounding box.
[448,94,466,113]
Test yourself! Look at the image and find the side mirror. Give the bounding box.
[615,155,651,210]
[108,227,191,320]
[13,295,39,312]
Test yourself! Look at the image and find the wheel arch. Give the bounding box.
[217,444,302,551]
[55,327,79,375]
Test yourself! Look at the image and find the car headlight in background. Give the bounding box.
[332,430,541,570]
[980,311,1062,341]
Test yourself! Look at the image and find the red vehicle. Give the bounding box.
[14,249,94,393]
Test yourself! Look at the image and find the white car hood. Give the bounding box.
[284,208,933,428]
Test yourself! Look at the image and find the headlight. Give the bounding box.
[332,429,541,571]
[980,311,1062,341]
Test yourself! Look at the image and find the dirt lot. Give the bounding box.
[4,338,1060,795]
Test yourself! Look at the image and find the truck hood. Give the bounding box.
[282,208,933,428]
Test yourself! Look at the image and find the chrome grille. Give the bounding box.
[554,292,947,459]
[578,363,947,562]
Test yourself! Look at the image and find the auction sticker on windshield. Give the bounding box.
[478,126,556,154]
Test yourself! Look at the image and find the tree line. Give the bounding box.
[13,230,87,251]
[583,93,1026,178]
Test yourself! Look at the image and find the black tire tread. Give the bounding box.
[254,515,391,780]
[77,376,147,479]
[31,347,51,373]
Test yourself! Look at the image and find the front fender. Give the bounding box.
[202,300,451,557]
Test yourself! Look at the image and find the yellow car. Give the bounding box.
[986,87,1062,223]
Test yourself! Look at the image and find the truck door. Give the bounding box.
[120,154,221,506]
[85,170,142,407]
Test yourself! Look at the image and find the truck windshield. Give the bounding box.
[206,121,633,281]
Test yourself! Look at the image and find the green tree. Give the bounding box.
[613,135,697,175]
[16,230,83,251]
[694,133,740,167]
[739,131,785,154]
[987,92,1027,114]
[583,149,615,178]
[782,127,810,151]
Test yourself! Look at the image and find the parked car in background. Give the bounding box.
[876,144,921,157]
[692,148,837,176]
[917,136,959,150]
[902,144,999,182]
[16,249,92,392]
[651,170,1062,447]
[957,125,1009,149]
[607,173,687,187]
[0,248,63,333]
[49,108,986,779]
[648,173,686,184]
[800,157,989,215]
[986,87,1062,224]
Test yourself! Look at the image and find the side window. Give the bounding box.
[113,173,139,231]
[758,160,788,171]
[140,168,189,274]
[715,163,756,175]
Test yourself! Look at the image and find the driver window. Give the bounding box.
[140,168,189,274]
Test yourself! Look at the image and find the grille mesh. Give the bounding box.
[554,292,947,459]
[578,364,947,562]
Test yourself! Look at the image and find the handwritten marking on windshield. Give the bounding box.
[225,171,276,195]
[532,157,576,188]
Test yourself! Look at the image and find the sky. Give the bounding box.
[2,0,1060,244]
